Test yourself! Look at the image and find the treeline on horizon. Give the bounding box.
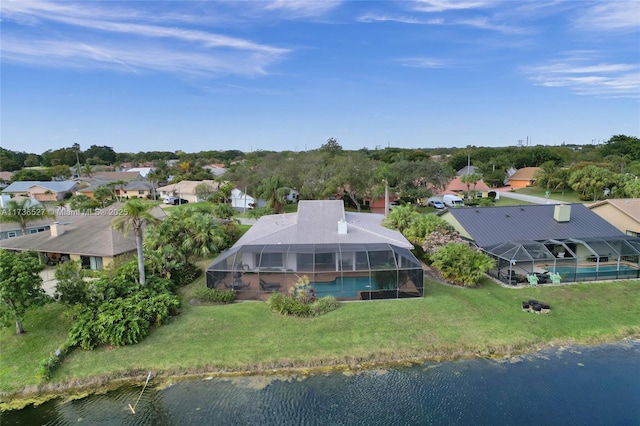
[2,135,638,171]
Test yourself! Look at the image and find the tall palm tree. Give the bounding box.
[0,199,55,234]
[256,175,289,214]
[112,199,160,285]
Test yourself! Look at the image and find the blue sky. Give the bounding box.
[1,1,639,154]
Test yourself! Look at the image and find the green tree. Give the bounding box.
[534,161,560,190]
[460,173,483,198]
[195,182,215,201]
[328,152,373,212]
[256,175,289,214]
[384,204,419,234]
[568,165,611,201]
[112,200,160,285]
[49,164,72,179]
[319,137,343,154]
[93,185,114,208]
[0,250,49,334]
[432,243,495,287]
[0,199,55,234]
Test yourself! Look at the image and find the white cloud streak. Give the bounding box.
[523,54,640,98]
[573,1,640,32]
[1,0,290,77]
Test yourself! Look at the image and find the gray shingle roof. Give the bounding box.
[0,204,166,257]
[234,200,413,248]
[444,203,624,247]
[2,180,78,193]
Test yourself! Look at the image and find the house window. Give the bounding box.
[626,230,639,237]
[81,256,103,270]
[138,190,145,195]
[29,227,47,234]
[256,252,283,268]
[7,231,17,238]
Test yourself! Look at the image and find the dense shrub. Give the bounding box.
[168,261,201,287]
[193,287,236,304]
[36,341,73,381]
[69,292,180,350]
[267,292,339,317]
[310,296,340,316]
[432,242,495,287]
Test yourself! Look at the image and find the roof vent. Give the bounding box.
[338,219,347,235]
[554,204,571,223]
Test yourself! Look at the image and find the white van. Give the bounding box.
[443,194,465,208]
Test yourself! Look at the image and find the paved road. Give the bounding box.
[498,190,565,205]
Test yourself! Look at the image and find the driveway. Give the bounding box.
[497,189,564,205]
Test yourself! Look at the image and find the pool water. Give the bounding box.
[311,276,375,298]
[551,264,639,280]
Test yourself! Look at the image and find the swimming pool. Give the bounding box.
[311,276,376,298]
[550,264,640,281]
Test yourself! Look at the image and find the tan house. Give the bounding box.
[77,180,155,200]
[0,205,166,269]
[507,167,540,189]
[157,180,221,203]
[2,180,79,201]
[588,198,640,237]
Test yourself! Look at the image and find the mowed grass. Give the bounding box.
[2,274,638,396]
[514,187,583,203]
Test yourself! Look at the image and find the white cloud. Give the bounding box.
[1,0,289,78]
[523,54,640,98]
[411,0,497,13]
[573,1,640,32]
[396,57,449,68]
[260,0,343,17]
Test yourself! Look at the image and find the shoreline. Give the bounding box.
[3,335,638,411]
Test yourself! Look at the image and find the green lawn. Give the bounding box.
[513,187,583,203]
[2,274,639,400]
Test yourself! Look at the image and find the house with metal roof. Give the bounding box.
[440,204,640,283]
[206,200,424,300]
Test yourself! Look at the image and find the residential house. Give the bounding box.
[507,167,540,189]
[2,180,79,201]
[589,198,640,237]
[0,217,51,240]
[456,166,478,176]
[0,171,14,189]
[157,180,220,203]
[203,164,227,177]
[91,171,142,181]
[230,187,257,210]
[76,180,155,200]
[444,176,498,199]
[125,167,154,178]
[439,204,640,283]
[206,200,424,301]
[0,205,166,270]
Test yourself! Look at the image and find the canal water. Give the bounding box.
[3,340,639,425]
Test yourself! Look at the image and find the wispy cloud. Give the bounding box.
[523,53,640,98]
[572,1,640,32]
[1,0,289,77]
[411,0,497,13]
[260,0,343,18]
[396,57,449,68]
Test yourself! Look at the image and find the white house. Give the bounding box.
[231,188,255,210]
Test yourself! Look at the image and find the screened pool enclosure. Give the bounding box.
[486,236,640,284]
[206,243,425,300]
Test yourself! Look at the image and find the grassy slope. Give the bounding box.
[3,274,639,396]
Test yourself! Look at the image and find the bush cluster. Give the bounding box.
[193,287,236,304]
[36,341,72,381]
[266,292,339,317]
[69,292,180,350]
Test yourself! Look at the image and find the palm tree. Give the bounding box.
[112,199,160,285]
[0,199,55,234]
[256,175,289,214]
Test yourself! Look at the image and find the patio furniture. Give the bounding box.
[259,278,281,291]
[226,279,250,291]
[550,273,561,284]
[526,274,539,286]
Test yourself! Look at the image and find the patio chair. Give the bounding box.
[550,273,562,284]
[259,278,281,292]
[226,279,250,291]
[526,274,539,287]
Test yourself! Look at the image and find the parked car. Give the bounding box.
[165,197,189,205]
[426,197,445,209]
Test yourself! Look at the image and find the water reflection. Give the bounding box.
[3,341,639,425]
